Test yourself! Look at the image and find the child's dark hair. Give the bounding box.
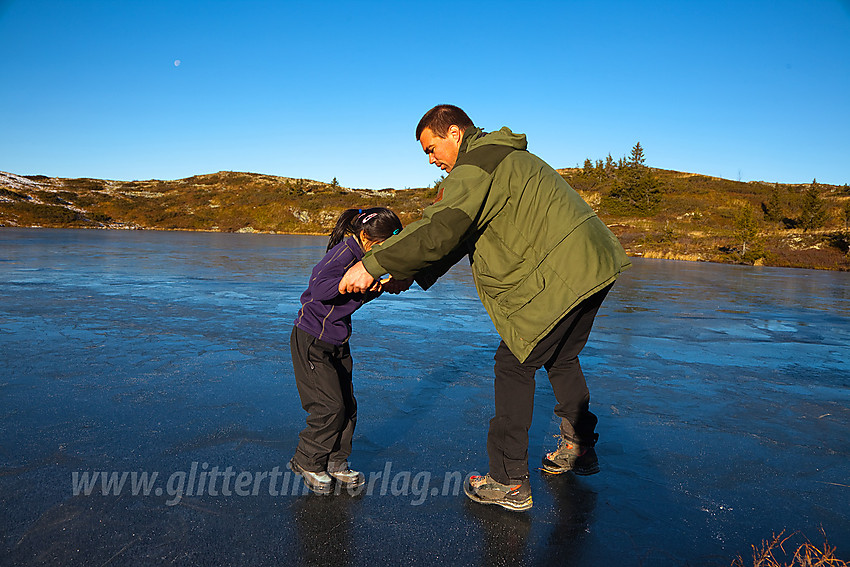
[327,207,403,251]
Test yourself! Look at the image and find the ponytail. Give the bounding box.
[326,207,403,251]
[327,208,362,251]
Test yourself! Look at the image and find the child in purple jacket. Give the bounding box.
[289,207,404,495]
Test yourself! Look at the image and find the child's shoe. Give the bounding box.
[289,458,333,495]
[541,437,599,476]
[327,461,365,489]
[463,474,532,511]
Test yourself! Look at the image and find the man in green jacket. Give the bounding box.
[339,105,630,511]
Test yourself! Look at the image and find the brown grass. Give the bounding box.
[4,168,849,270]
[642,250,704,262]
[732,530,848,567]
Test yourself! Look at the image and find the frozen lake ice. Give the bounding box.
[1,228,848,566]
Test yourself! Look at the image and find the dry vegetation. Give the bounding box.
[732,530,847,567]
[2,165,849,271]
[560,165,850,271]
[0,171,436,235]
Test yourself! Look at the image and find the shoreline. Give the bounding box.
[3,224,847,273]
[0,224,331,237]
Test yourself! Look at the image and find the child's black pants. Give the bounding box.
[290,326,356,473]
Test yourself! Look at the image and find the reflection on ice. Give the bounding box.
[1,229,849,565]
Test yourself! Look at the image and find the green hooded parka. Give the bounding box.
[362,126,630,362]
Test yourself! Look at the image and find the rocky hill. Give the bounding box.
[1,168,848,271]
[0,170,436,235]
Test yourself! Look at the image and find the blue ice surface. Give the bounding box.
[1,228,848,566]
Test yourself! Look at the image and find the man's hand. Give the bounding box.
[381,276,414,295]
[339,261,377,294]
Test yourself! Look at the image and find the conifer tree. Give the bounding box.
[734,203,762,258]
[628,142,646,168]
[798,179,828,232]
[604,154,615,177]
[762,183,784,223]
[608,142,662,214]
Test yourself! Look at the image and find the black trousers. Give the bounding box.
[487,284,612,484]
[290,326,357,473]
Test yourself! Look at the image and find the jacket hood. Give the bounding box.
[462,126,528,153]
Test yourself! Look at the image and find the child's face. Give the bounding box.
[359,231,382,252]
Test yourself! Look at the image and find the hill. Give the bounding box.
[1,166,849,271]
[0,171,436,235]
[559,163,850,271]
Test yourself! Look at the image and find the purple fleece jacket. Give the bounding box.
[294,236,374,345]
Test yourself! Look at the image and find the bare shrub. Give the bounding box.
[732,530,848,567]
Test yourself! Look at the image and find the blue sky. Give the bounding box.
[1,0,849,189]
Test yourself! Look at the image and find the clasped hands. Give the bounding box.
[338,261,413,295]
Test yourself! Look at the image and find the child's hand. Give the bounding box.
[380,276,414,294]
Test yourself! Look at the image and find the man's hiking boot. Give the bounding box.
[541,437,599,476]
[463,474,532,512]
[289,458,333,495]
[327,461,365,489]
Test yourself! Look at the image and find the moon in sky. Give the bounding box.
[174,59,181,67]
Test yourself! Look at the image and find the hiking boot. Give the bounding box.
[541,437,599,476]
[289,458,333,495]
[327,461,365,489]
[463,474,532,512]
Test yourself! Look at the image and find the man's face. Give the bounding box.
[419,125,462,173]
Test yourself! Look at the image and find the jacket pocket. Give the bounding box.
[474,240,545,318]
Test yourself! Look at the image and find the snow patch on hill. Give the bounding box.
[0,171,44,192]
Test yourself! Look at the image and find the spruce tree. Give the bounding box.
[608,142,662,214]
[734,203,762,258]
[762,183,784,223]
[798,179,828,232]
[628,142,646,168]
[604,154,615,177]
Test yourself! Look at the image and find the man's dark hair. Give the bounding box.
[415,104,474,140]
